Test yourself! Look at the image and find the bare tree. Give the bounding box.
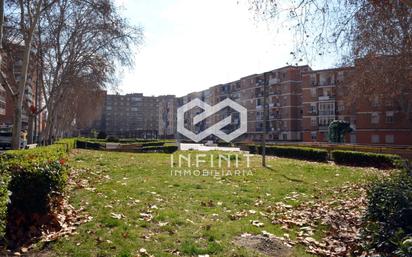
[37,0,142,143]
[2,0,55,149]
[250,0,412,116]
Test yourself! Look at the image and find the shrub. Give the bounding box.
[247,145,328,162]
[76,140,104,150]
[362,171,412,256]
[217,142,233,147]
[55,138,77,152]
[141,142,165,147]
[0,169,10,243]
[0,143,69,246]
[97,131,107,139]
[138,145,178,153]
[331,150,402,168]
[107,136,119,142]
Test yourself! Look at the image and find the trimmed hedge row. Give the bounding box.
[248,145,329,162]
[141,142,165,147]
[137,145,178,153]
[331,150,402,169]
[247,144,403,168]
[76,140,104,150]
[0,172,10,244]
[0,139,74,245]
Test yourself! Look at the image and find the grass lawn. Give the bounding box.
[40,149,380,257]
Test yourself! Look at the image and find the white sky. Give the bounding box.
[114,0,336,97]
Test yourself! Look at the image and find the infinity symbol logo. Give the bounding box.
[177,98,248,142]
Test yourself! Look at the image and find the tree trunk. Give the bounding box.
[27,113,34,144]
[11,92,24,149]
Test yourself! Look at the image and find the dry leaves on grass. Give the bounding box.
[266,183,375,256]
[6,168,93,254]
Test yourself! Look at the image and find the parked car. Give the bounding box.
[0,128,26,149]
[0,128,12,149]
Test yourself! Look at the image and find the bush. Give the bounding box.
[217,142,233,147]
[138,145,178,153]
[331,150,402,169]
[247,145,328,162]
[0,143,69,246]
[107,136,119,142]
[97,131,107,139]
[76,140,104,150]
[0,170,10,243]
[141,142,165,147]
[363,171,412,256]
[55,138,77,152]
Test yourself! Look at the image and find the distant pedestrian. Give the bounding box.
[21,130,28,149]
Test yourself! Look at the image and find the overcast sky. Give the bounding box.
[114,0,336,97]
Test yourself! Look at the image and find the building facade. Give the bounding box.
[0,45,43,142]
[302,66,412,145]
[97,63,410,146]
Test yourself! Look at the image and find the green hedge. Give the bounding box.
[331,150,402,168]
[138,145,178,153]
[0,170,10,243]
[76,140,104,150]
[248,145,328,162]
[0,142,70,246]
[141,142,165,147]
[363,170,412,256]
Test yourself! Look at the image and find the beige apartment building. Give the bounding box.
[104,93,159,138]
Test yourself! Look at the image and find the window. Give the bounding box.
[371,135,380,144]
[310,88,316,97]
[282,133,287,140]
[310,104,317,113]
[385,100,393,107]
[311,117,317,127]
[372,96,380,107]
[311,132,317,140]
[385,135,394,144]
[371,112,379,124]
[385,111,394,123]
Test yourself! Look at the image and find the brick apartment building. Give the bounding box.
[96,62,410,146]
[302,66,412,145]
[0,45,43,141]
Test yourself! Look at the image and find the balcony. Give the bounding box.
[318,95,335,101]
[318,111,335,116]
[269,78,280,85]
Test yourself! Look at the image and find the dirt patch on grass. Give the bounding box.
[233,234,292,257]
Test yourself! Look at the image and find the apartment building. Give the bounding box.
[0,45,41,137]
[97,62,410,146]
[103,93,158,138]
[302,67,412,145]
[103,93,176,138]
[302,68,350,142]
[178,65,310,142]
